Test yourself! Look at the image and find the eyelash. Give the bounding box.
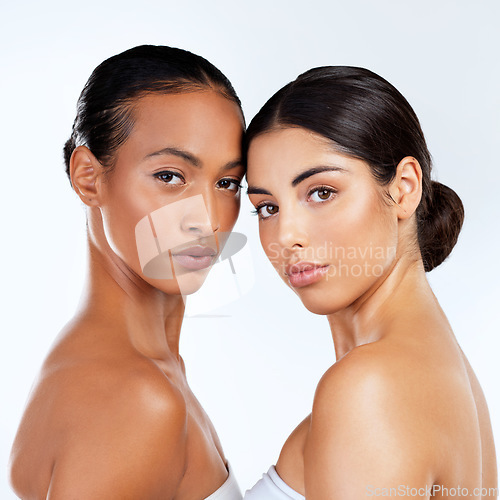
[307,185,337,202]
[216,178,243,192]
[251,186,337,220]
[154,170,185,185]
[154,170,242,193]
[250,205,272,219]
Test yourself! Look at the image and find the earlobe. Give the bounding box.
[390,156,422,220]
[70,146,102,207]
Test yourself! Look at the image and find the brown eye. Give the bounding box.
[154,171,185,186]
[253,204,279,219]
[309,187,336,202]
[217,178,241,192]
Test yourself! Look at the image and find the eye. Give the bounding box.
[154,170,185,186]
[217,178,242,193]
[308,186,336,202]
[252,203,279,220]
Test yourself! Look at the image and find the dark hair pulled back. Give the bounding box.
[64,44,242,184]
[245,66,464,272]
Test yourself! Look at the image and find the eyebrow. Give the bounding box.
[143,146,243,171]
[247,186,272,195]
[144,147,201,167]
[222,159,245,171]
[291,165,348,186]
[247,165,348,195]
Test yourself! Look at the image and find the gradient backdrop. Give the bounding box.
[1,0,499,496]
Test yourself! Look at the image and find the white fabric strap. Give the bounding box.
[243,465,305,500]
[205,461,243,500]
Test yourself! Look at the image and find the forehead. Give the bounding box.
[116,91,244,163]
[247,128,352,178]
[248,127,331,163]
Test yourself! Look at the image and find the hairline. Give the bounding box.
[88,82,242,176]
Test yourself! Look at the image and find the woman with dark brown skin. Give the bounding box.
[9,45,245,500]
[244,67,497,499]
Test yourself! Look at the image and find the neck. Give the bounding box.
[327,255,436,361]
[74,209,186,362]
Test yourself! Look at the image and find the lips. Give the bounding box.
[174,246,217,257]
[171,245,218,271]
[285,262,330,288]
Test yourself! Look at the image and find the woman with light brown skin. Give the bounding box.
[9,45,245,499]
[244,67,497,499]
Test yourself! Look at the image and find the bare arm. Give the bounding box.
[459,349,498,497]
[46,369,188,500]
[304,347,435,499]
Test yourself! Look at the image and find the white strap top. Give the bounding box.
[205,461,243,500]
[243,465,305,500]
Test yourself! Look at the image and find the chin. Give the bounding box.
[141,252,215,295]
[172,267,212,296]
[298,295,343,316]
[292,281,361,316]
[144,270,210,297]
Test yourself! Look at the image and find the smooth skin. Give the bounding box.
[247,127,497,499]
[9,91,245,499]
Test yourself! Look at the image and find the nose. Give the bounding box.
[276,204,309,250]
[180,191,220,237]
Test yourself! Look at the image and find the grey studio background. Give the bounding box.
[1,0,499,497]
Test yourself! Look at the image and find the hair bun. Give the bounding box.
[418,180,465,272]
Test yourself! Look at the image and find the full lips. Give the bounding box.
[171,254,215,270]
[287,265,330,288]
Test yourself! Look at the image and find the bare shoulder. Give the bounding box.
[310,339,452,441]
[311,341,429,435]
[54,353,187,497]
[11,340,188,500]
[304,342,436,498]
[313,341,415,408]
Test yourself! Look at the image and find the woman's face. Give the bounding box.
[247,127,399,315]
[98,90,245,295]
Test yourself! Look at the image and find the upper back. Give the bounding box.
[9,322,188,499]
[303,329,498,498]
[459,350,498,497]
[266,310,499,500]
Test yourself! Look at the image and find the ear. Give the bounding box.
[388,156,422,220]
[69,146,103,207]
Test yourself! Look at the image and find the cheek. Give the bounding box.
[260,226,281,268]
[353,193,397,252]
[101,177,158,271]
[323,191,398,283]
